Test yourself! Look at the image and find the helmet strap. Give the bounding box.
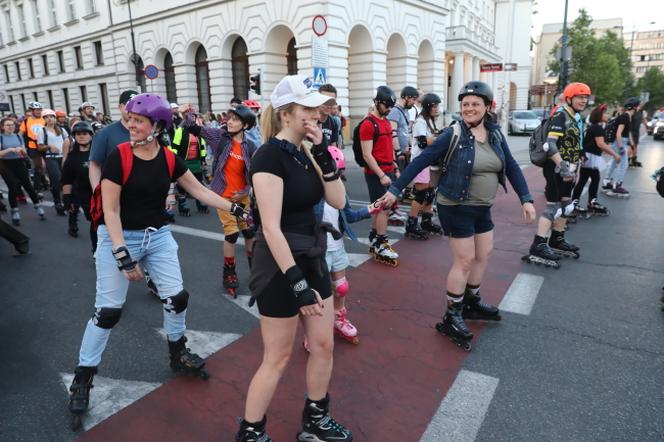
[130,122,159,147]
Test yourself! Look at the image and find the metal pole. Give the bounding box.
[559,0,570,91]
[128,0,139,89]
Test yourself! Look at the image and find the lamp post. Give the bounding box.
[127,0,140,89]
[559,0,570,92]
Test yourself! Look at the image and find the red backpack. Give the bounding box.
[90,142,176,229]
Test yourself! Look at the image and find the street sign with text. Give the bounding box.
[480,63,503,72]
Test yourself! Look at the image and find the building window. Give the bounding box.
[28,58,35,78]
[20,94,27,112]
[42,54,49,75]
[10,95,16,113]
[15,61,21,81]
[163,52,177,103]
[134,56,146,92]
[74,46,83,70]
[17,4,28,38]
[3,64,9,82]
[57,50,65,72]
[68,0,76,20]
[33,92,38,102]
[99,83,109,116]
[47,90,53,108]
[94,40,103,65]
[62,88,70,114]
[48,0,57,26]
[287,38,298,75]
[195,46,211,113]
[5,10,16,42]
[80,85,88,102]
[231,38,249,100]
[31,0,42,32]
[88,0,97,14]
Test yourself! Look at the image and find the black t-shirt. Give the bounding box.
[616,112,631,137]
[101,147,188,230]
[250,138,324,235]
[631,111,643,135]
[583,123,605,156]
[61,148,93,201]
[320,117,339,146]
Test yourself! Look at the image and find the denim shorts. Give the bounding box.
[325,247,350,273]
[436,204,494,238]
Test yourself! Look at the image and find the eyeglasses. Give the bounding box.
[3,123,16,126]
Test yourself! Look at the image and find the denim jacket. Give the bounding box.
[388,121,533,204]
[313,196,370,242]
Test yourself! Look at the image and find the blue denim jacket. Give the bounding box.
[313,196,370,242]
[389,121,533,204]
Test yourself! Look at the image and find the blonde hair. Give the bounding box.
[260,103,296,141]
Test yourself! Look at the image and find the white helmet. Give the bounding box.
[29,101,44,109]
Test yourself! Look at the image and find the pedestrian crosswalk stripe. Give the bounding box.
[155,328,243,359]
[499,272,544,316]
[226,292,260,318]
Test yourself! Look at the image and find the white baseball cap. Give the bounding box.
[170,103,179,109]
[270,75,334,109]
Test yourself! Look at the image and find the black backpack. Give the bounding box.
[603,117,619,144]
[528,119,554,167]
[352,117,379,167]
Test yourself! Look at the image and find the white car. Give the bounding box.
[508,110,541,135]
[654,119,664,140]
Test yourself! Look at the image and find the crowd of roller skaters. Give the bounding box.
[0,73,653,441]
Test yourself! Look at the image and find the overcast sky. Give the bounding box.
[530,0,664,37]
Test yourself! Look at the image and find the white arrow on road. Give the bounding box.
[155,328,243,358]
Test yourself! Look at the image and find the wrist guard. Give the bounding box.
[112,246,136,272]
[230,202,248,219]
[285,266,317,308]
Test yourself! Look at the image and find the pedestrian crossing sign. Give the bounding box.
[313,67,327,88]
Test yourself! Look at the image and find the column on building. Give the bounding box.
[472,56,480,81]
[450,51,465,111]
[208,56,233,112]
[246,50,288,104]
[172,63,198,107]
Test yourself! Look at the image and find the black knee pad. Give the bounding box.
[224,232,240,244]
[425,188,436,204]
[93,307,122,329]
[241,226,256,239]
[162,289,189,314]
[414,188,428,204]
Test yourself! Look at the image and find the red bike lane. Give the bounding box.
[78,166,544,442]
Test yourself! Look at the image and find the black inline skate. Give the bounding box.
[462,290,501,321]
[177,195,191,217]
[421,212,443,235]
[223,263,240,297]
[68,366,97,431]
[571,199,590,220]
[522,236,561,269]
[297,394,353,442]
[168,336,209,379]
[548,230,580,259]
[436,303,473,351]
[588,198,609,216]
[236,415,273,442]
[55,202,66,216]
[405,216,428,240]
[196,200,209,214]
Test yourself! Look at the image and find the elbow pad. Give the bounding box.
[545,137,559,156]
[416,136,428,150]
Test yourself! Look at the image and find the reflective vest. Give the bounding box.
[19,117,45,149]
[169,127,207,160]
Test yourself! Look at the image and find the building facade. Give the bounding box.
[625,29,664,79]
[0,0,533,128]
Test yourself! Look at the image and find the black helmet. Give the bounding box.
[227,104,256,129]
[71,121,94,135]
[421,93,442,112]
[401,86,419,99]
[374,86,396,108]
[623,97,640,109]
[458,81,493,105]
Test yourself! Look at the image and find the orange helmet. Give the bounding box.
[55,110,66,118]
[563,82,591,99]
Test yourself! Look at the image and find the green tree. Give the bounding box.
[635,67,664,114]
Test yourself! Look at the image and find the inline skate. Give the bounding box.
[68,366,97,431]
[436,303,473,351]
[404,216,428,240]
[334,307,359,345]
[168,336,209,379]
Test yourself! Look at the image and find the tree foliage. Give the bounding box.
[636,68,664,115]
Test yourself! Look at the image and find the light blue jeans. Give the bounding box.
[606,137,629,184]
[78,224,186,367]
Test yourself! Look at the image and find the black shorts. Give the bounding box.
[630,132,639,147]
[437,204,494,238]
[365,171,396,202]
[256,255,332,318]
[543,160,574,202]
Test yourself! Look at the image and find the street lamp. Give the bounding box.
[559,0,570,91]
[127,0,140,89]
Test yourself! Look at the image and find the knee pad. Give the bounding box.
[414,188,428,204]
[161,289,189,314]
[425,188,436,204]
[93,307,122,329]
[241,226,256,240]
[543,202,562,221]
[224,231,240,244]
[333,277,349,298]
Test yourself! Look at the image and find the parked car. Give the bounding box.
[530,107,548,121]
[508,110,541,135]
[647,112,662,135]
[653,117,664,141]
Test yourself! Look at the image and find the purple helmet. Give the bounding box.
[125,93,173,130]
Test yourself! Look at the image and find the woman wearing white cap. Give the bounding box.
[236,75,352,442]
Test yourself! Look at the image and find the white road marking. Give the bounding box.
[347,252,371,267]
[155,328,243,359]
[420,370,499,442]
[226,292,260,318]
[499,272,544,316]
[60,374,161,431]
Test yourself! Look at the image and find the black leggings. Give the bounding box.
[68,193,97,252]
[0,159,41,208]
[44,157,62,204]
[572,167,600,203]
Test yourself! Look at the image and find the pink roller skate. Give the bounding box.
[334,308,359,345]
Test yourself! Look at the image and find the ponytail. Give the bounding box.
[260,103,295,141]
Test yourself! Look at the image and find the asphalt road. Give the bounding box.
[1,134,663,441]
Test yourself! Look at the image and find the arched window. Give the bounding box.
[287,37,298,75]
[164,52,177,103]
[231,38,249,100]
[135,56,146,92]
[195,45,211,112]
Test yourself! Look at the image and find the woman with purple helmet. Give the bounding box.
[66,93,248,430]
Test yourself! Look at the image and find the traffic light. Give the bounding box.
[250,73,261,95]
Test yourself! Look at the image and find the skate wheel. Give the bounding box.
[71,414,83,431]
[227,289,237,298]
[462,341,472,352]
[198,369,210,380]
[351,336,360,345]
